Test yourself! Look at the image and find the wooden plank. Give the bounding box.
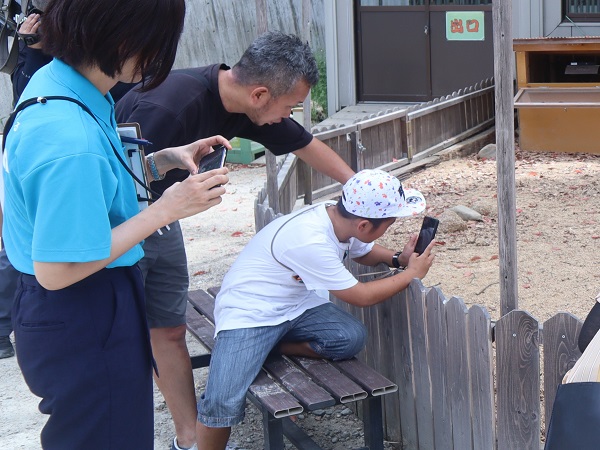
[367,274,402,442]
[207,286,221,298]
[188,289,216,323]
[248,370,304,419]
[408,280,435,450]
[468,304,495,450]
[262,356,335,411]
[493,0,519,316]
[333,358,398,396]
[445,297,473,450]
[185,303,215,349]
[496,310,540,450]
[392,286,418,449]
[426,288,452,450]
[542,313,582,429]
[289,356,367,403]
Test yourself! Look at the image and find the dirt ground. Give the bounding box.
[378,147,600,323]
[1,147,599,449]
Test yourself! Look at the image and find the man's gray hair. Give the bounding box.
[232,30,319,98]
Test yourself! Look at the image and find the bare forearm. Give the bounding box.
[293,138,355,184]
[34,204,173,290]
[332,268,421,307]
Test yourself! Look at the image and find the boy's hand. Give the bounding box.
[404,239,435,279]
[397,233,418,268]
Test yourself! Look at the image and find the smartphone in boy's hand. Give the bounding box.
[414,216,439,254]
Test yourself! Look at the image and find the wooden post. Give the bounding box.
[492,0,519,315]
[255,0,280,214]
[300,0,313,205]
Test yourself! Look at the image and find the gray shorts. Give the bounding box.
[138,221,189,328]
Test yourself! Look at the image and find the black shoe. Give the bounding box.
[0,336,15,359]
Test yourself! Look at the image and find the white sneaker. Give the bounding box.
[171,437,197,450]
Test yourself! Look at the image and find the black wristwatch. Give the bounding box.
[18,32,41,47]
[391,251,403,269]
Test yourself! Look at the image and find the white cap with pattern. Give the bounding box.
[342,169,426,219]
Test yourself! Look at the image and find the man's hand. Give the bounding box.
[18,13,42,49]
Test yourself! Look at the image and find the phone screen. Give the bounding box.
[198,145,227,173]
[414,216,439,254]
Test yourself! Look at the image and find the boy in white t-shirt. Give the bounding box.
[196,169,436,449]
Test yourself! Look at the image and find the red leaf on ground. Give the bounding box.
[231,231,244,237]
[592,236,600,240]
[523,284,531,289]
[527,171,538,177]
[490,255,499,260]
[471,256,482,261]
[193,270,207,276]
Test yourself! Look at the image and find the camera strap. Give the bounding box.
[2,95,160,200]
[0,0,31,74]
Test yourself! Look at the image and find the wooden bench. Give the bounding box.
[186,288,399,450]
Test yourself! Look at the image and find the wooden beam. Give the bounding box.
[255,0,280,214]
[493,0,519,315]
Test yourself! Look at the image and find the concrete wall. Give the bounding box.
[1,0,326,124]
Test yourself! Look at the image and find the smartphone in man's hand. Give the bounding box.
[414,216,439,254]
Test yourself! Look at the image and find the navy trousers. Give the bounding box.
[13,266,154,449]
[0,247,18,337]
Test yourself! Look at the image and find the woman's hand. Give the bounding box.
[151,167,230,223]
[151,135,231,175]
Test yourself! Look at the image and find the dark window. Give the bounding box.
[565,0,600,20]
[359,0,491,4]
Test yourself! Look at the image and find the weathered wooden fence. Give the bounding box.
[255,78,495,229]
[251,78,588,447]
[332,261,583,450]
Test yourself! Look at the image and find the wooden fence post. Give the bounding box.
[493,0,519,315]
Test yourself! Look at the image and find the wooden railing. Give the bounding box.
[255,78,495,230]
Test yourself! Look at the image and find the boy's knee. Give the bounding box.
[325,320,367,360]
[343,321,368,357]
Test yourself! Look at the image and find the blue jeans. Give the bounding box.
[197,302,367,427]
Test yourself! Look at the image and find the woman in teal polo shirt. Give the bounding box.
[2,1,230,448]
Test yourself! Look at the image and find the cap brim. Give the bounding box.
[390,188,426,217]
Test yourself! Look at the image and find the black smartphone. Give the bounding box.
[414,216,439,254]
[198,145,227,174]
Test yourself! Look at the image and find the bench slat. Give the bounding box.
[249,371,304,418]
[263,356,336,411]
[207,286,221,298]
[289,356,368,403]
[188,289,217,323]
[185,304,215,349]
[334,358,399,396]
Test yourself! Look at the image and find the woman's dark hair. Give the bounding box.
[336,198,389,229]
[41,0,185,91]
